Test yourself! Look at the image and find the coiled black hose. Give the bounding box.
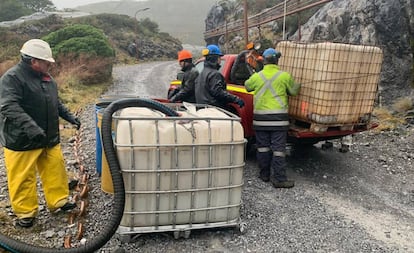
[0,98,178,253]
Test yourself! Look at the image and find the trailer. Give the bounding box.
[168,41,383,151]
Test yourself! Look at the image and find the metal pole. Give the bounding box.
[134,7,150,20]
[225,19,228,53]
[134,7,150,61]
[297,0,301,41]
[283,0,287,40]
[244,0,248,45]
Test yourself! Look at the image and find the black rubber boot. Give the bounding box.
[270,178,295,188]
[259,168,270,182]
[61,202,77,212]
[16,217,35,228]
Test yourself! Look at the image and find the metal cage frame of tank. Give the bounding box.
[277,41,383,132]
[111,103,247,240]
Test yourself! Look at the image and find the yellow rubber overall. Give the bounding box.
[4,144,69,218]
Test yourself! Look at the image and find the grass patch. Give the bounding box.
[55,66,110,140]
[56,75,109,111]
[57,79,108,139]
[0,59,18,76]
[372,97,413,132]
[53,54,113,111]
[392,97,413,113]
[52,56,112,140]
[372,107,406,132]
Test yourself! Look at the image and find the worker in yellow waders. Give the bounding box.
[0,39,81,228]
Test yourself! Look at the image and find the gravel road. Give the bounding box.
[1,62,413,253]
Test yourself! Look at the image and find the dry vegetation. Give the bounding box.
[52,55,113,110]
[52,56,111,139]
[373,97,413,132]
[0,60,16,77]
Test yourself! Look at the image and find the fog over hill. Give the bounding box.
[76,0,217,45]
[50,0,144,10]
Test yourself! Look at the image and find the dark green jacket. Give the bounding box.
[0,61,77,151]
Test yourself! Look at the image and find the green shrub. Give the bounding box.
[0,0,31,22]
[42,24,114,84]
[53,36,115,57]
[42,24,114,58]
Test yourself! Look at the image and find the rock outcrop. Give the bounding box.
[204,0,414,103]
[205,4,226,45]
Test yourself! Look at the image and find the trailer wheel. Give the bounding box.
[321,141,333,150]
[234,222,247,235]
[118,234,135,243]
[339,144,350,153]
[173,230,191,239]
[183,230,191,239]
[173,231,180,239]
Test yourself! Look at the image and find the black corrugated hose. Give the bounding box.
[0,98,179,253]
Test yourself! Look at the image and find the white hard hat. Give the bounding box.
[20,39,55,63]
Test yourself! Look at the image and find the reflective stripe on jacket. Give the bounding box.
[245,64,300,131]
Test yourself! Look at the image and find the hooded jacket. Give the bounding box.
[0,61,77,151]
[170,63,198,103]
[195,60,239,108]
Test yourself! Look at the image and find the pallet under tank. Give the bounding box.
[112,103,246,240]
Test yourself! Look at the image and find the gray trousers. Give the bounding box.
[255,130,287,182]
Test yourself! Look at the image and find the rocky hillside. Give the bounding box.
[0,13,182,64]
[205,0,414,105]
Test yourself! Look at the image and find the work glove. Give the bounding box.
[235,98,245,108]
[70,117,81,130]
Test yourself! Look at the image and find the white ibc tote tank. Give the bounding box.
[113,103,245,236]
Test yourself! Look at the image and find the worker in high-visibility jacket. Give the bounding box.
[244,48,301,188]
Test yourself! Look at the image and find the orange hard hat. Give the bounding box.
[177,50,192,62]
[246,42,254,50]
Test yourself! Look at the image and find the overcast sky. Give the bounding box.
[51,0,146,10]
